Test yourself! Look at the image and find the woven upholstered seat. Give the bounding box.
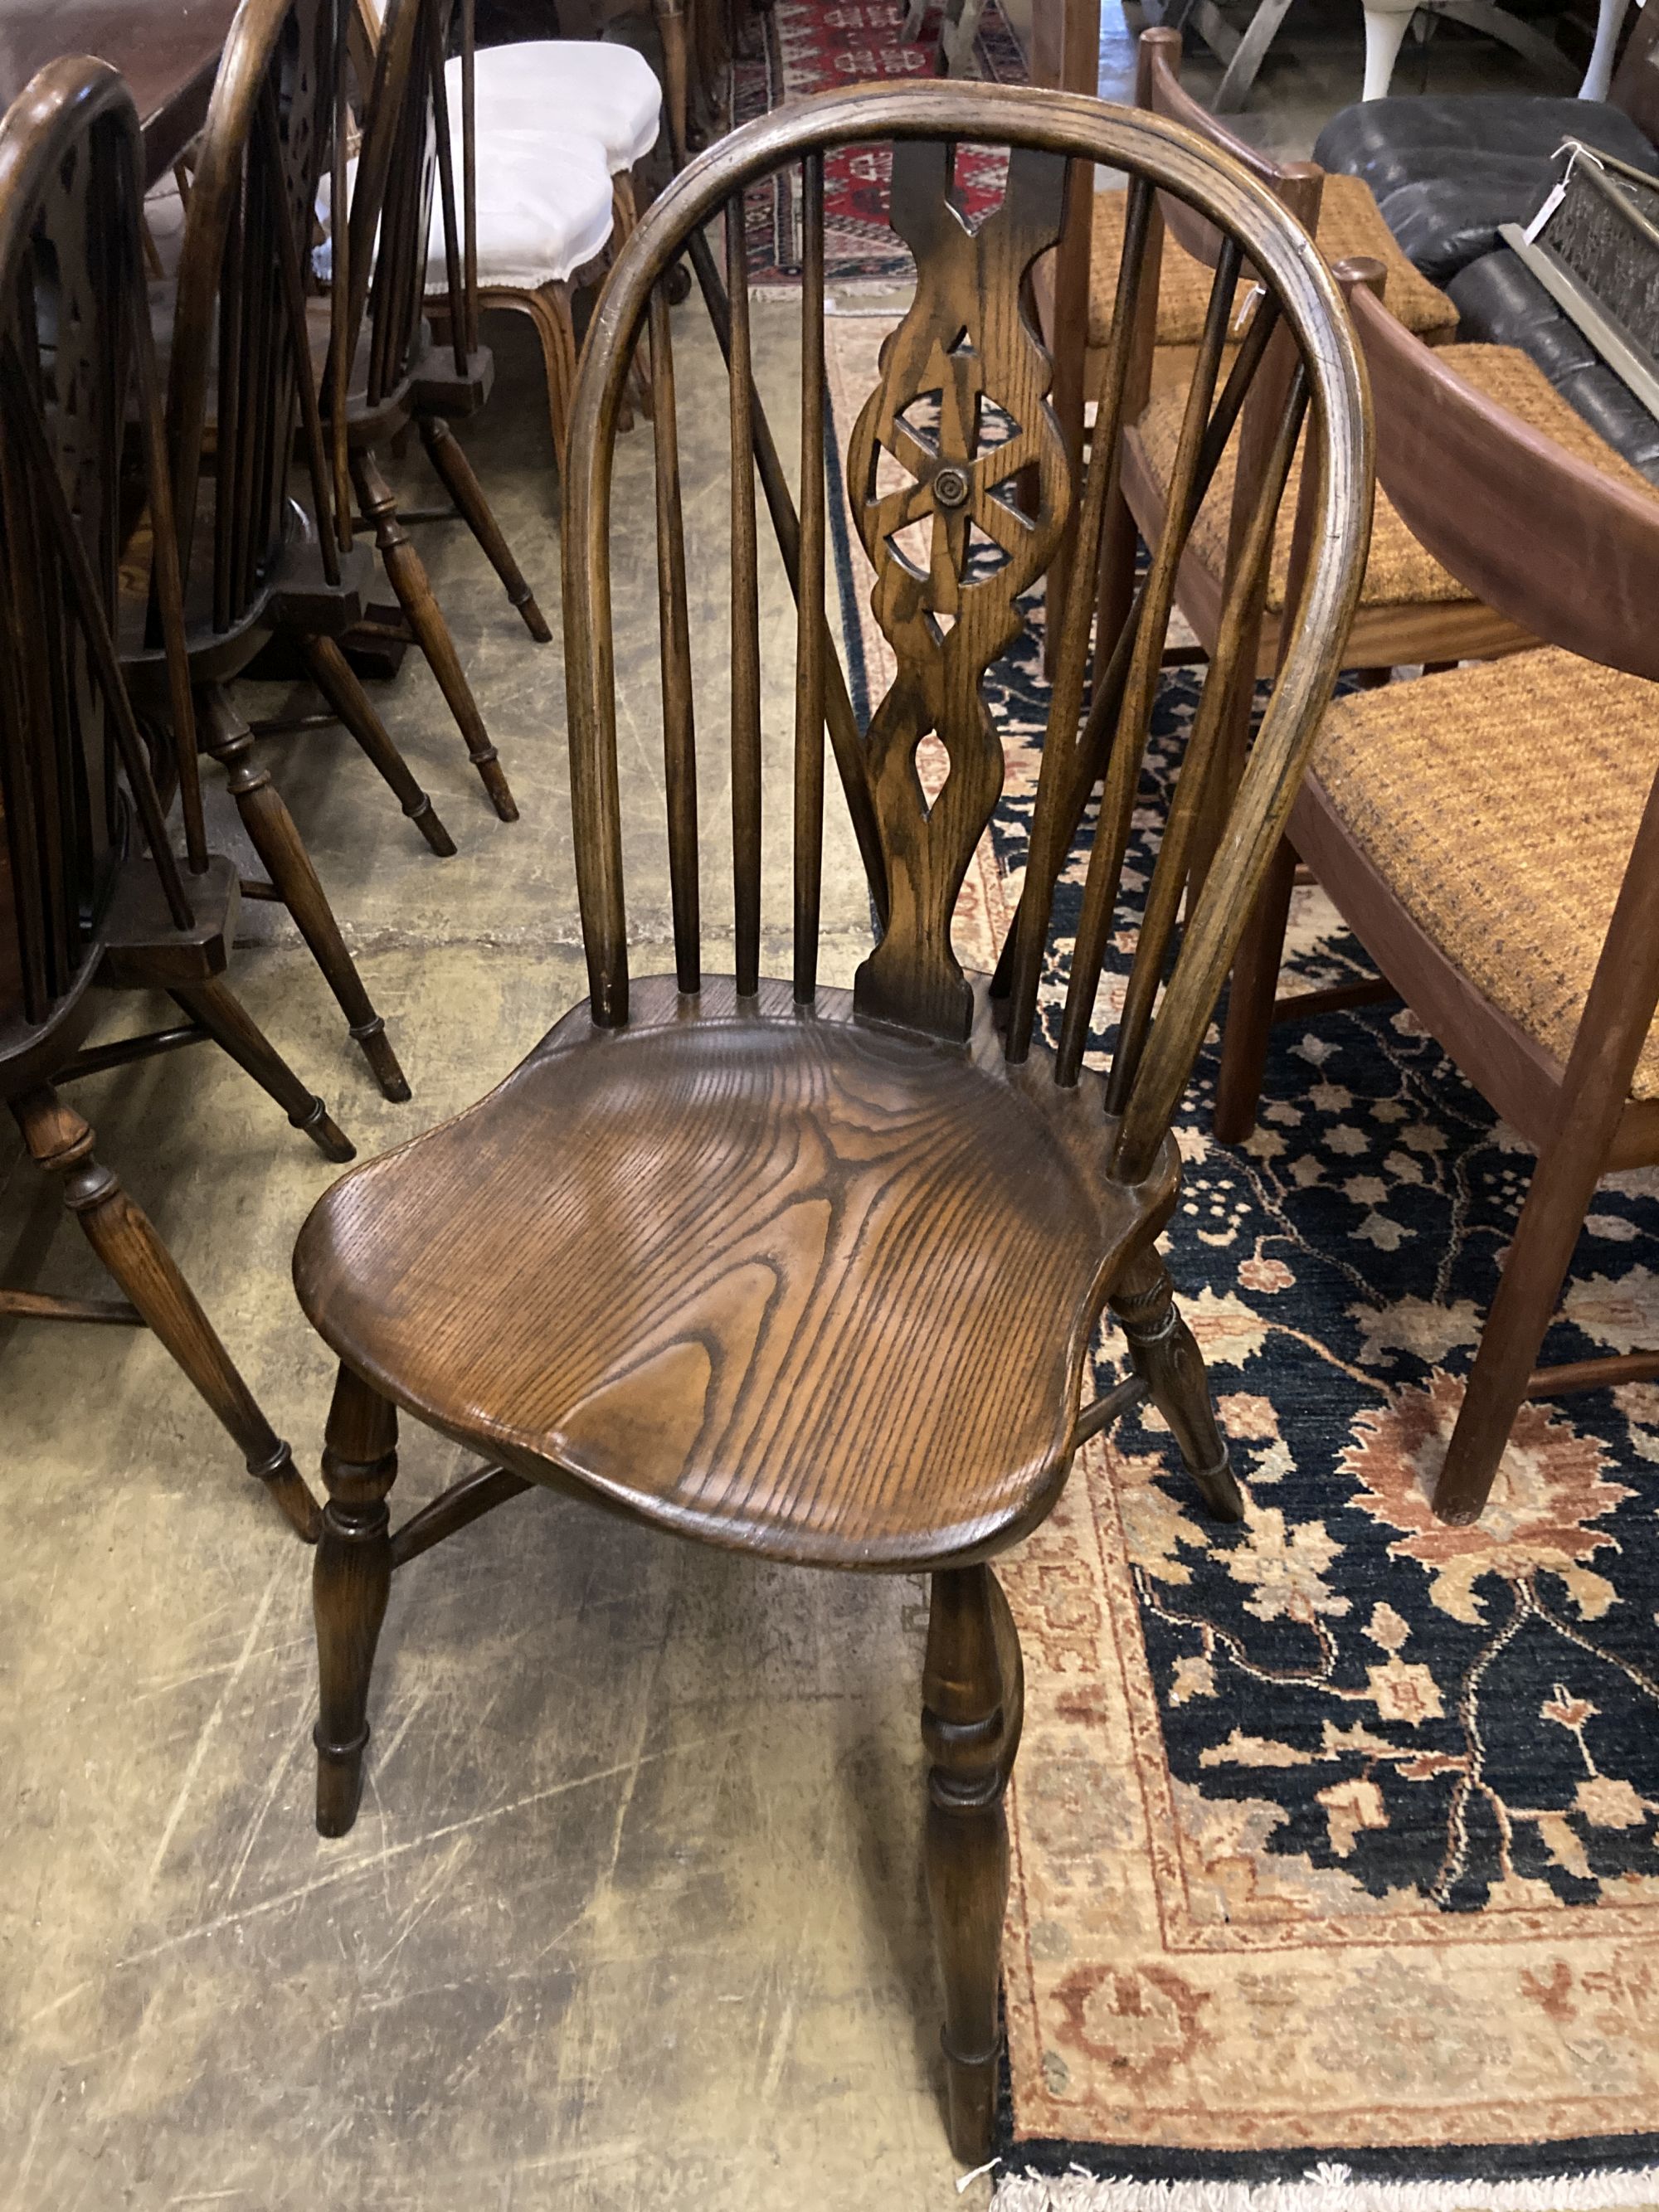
[1313,649,1659,1100]
[1087,172,1458,349]
[1131,341,1653,613]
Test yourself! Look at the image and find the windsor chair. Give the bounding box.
[1217,280,1659,1527]
[135,0,426,1102]
[291,83,1372,2159]
[319,0,551,824]
[0,56,333,1542]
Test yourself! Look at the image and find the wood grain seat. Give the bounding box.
[295,977,1159,1565]
[1312,648,1659,1100]
[1086,171,1458,348]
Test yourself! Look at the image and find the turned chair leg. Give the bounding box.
[352,450,518,823]
[923,1562,1019,2166]
[1110,1247,1245,1521]
[1433,1133,1608,1525]
[10,1084,321,1541]
[524,286,578,478]
[314,1362,399,1836]
[197,684,410,1102]
[1214,833,1297,1145]
[168,978,355,1162]
[297,634,457,856]
[417,416,552,644]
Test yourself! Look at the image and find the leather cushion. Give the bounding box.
[1313,97,1659,284]
[1449,249,1659,484]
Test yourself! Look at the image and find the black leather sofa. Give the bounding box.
[1311,23,1659,480]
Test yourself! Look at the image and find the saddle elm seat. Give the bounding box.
[1087,170,1458,349]
[293,976,1166,1567]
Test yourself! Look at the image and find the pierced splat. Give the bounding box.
[845,140,1070,1039]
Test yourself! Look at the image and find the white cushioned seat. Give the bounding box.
[426,130,615,292]
[444,41,661,175]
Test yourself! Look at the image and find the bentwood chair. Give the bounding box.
[1217,281,1659,1529]
[319,0,551,822]
[142,0,426,1102]
[291,84,1372,2161]
[0,57,334,1543]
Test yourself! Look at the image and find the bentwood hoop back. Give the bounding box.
[294,82,1372,2162]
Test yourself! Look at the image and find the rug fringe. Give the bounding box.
[990,2165,1659,2212]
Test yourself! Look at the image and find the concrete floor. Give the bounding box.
[0,305,986,2208]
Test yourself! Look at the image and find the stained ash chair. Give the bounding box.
[0,57,338,1543]
[289,83,1371,2161]
[1217,281,1659,1529]
[318,0,552,824]
[142,0,430,1104]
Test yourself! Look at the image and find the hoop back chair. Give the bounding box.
[325,0,549,824]
[1219,278,1659,1528]
[0,57,333,1543]
[152,0,423,1101]
[292,83,1372,2161]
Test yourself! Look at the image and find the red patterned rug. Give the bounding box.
[732,0,1029,284]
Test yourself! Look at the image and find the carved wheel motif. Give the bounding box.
[846,141,1071,1039]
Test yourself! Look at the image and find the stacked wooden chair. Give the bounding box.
[1217,280,1659,1527]
[138,0,431,1102]
[321,0,555,822]
[0,55,338,1541]
[287,84,1373,2161]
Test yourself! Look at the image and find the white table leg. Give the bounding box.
[1579,0,1631,98]
[1361,0,1418,96]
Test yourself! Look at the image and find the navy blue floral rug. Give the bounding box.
[820,314,1659,2206]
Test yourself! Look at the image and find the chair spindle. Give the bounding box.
[793,153,827,1004]
[727,194,761,998]
[650,282,700,994]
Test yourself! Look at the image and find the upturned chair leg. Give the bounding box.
[416,416,552,644]
[1213,834,1297,1144]
[197,685,411,1103]
[314,1363,398,1836]
[10,1084,320,1542]
[1432,1135,1608,1527]
[923,1563,1018,2166]
[1110,1247,1244,1520]
[297,634,458,856]
[352,451,519,823]
[167,978,355,1163]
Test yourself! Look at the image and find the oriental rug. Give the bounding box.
[730,0,1028,283]
[822,311,1659,2207]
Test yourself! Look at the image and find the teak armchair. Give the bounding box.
[1217,283,1659,1527]
[0,58,332,1541]
[290,83,1372,2161]
[1104,31,1539,693]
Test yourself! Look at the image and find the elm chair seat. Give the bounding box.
[1131,339,1648,614]
[293,976,1156,1567]
[443,41,662,174]
[425,130,615,291]
[1087,171,1458,349]
[1311,649,1659,1101]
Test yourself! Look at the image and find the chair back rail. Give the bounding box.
[167,0,346,632]
[564,85,1373,1185]
[0,59,201,1063]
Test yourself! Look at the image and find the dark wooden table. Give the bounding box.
[0,0,239,182]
